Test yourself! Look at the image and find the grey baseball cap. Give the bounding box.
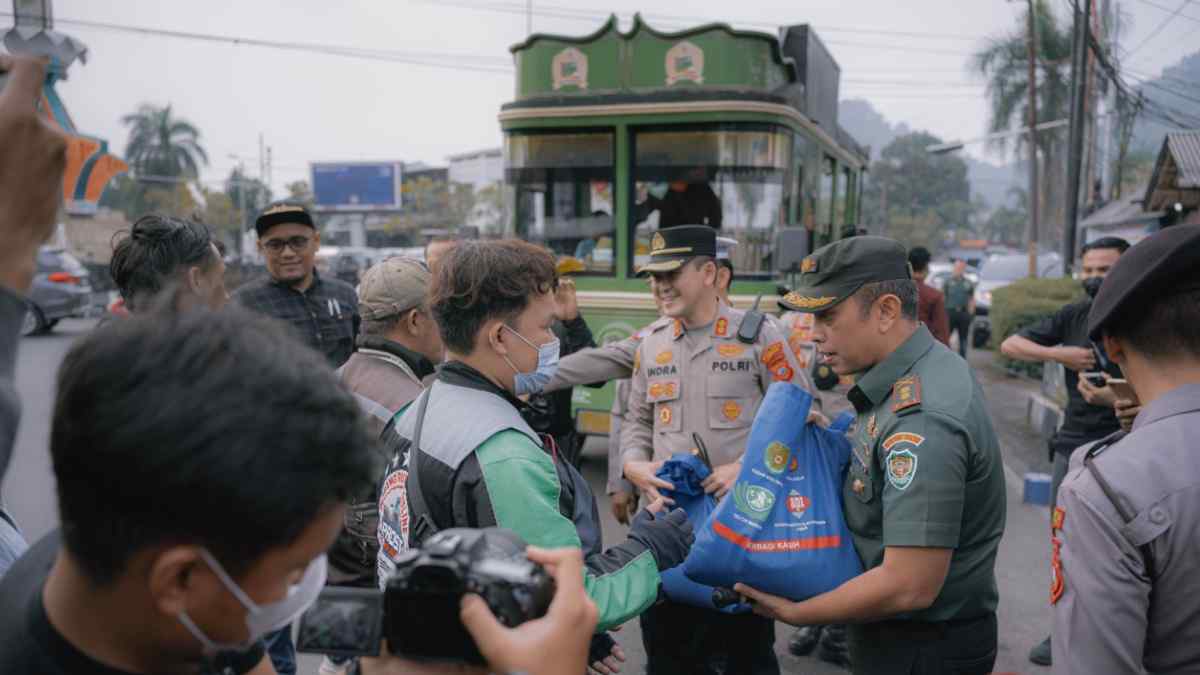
[358,257,431,321]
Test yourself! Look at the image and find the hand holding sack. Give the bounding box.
[683,382,864,600]
[654,453,750,613]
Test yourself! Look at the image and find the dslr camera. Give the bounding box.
[296,527,555,665]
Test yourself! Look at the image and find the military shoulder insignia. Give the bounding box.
[672,320,683,340]
[714,317,729,337]
[801,256,818,273]
[1052,506,1066,531]
[891,375,922,414]
[882,432,924,491]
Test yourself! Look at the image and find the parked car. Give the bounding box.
[971,252,1063,347]
[23,248,94,335]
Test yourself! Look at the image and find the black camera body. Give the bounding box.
[297,527,555,665]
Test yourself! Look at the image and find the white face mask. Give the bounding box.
[178,549,327,655]
[501,325,561,396]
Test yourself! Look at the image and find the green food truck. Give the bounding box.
[497,16,870,436]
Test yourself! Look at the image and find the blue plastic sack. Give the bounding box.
[655,453,749,613]
[682,382,864,601]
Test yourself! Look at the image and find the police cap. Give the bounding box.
[1088,224,1200,340]
[637,225,718,275]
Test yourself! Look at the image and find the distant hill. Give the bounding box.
[839,99,1021,209]
[1129,50,1200,154]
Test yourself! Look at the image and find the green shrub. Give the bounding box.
[990,277,1084,378]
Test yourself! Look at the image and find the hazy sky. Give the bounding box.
[27,0,1195,196]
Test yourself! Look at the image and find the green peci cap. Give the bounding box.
[637,225,718,275]
[779,236,912,312]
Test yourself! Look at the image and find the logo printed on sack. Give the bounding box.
[764,441,790,474]
[885,450,918,490]
[786,491,811,518]
[733,483,775,522]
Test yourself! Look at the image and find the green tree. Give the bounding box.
[984,206,1028,246]
[971,0,1073,242]
[224,167,272,234]
[861,131,972,247]
[121,104,209,179]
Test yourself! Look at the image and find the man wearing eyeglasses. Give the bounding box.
[234,202,360,370]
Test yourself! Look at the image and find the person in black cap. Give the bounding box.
[735,235,1006,675]
[233,202,360,370]
[1051,224,1200,673]
[623,225,815,675]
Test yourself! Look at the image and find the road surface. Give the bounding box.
[5,321,1053,673]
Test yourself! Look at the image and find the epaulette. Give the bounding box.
[891,374,922,415]
[633,315,672,341]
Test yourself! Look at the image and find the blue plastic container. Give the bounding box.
[1024,472,1053,506]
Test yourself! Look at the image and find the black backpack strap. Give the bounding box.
[405,385,439,546]
[1081,432,1156,578]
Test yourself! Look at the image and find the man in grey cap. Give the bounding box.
[323,257,443,675]
[1052,224,1200,673]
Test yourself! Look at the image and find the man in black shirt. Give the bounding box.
[635,167,723,230]
[234,202,360,368]
[999,236,1130,667]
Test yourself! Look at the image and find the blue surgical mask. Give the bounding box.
[501,325,560,395]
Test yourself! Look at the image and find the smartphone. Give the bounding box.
[1080,372,1108,388]
[1106,379,1139,404]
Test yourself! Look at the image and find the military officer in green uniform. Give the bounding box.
[735,236,1007,675]
[943,259,975,358]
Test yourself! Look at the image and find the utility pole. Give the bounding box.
[1064,0,1093,275]
[526,0,533,36]
[1025,0,1041,278]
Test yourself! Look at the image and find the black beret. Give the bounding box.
[1088,224,1200,340]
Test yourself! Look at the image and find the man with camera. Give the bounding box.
[999,236,1129,666]
[384,239,694,638]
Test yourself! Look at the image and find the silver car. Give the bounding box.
[22,248,94,335]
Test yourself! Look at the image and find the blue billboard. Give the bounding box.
[311,162,402,211]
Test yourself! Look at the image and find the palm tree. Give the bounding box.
[121,104,209,179]
[971,0,1073,242]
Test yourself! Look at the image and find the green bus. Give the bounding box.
[496,15,869,435]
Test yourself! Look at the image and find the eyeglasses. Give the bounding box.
[262,236,311,254]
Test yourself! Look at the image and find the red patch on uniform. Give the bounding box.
[1052,506,1066,531]
[1050,535,1065,605]
[659,405,673,425]
[722,401,741,421]
[673,321,683,339]
[715,318,729,337]
[773,365,795,382]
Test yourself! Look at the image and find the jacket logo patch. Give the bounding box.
[656,350,673,365]
[717,343,745,357]
[885,449,918,491]
[648,380,679,401]
[801,257,818,273]
[658,405,673,425]
[715,318,729,337]
[892,375,922,413]
[772,364,795,382]
[722,401,743,422]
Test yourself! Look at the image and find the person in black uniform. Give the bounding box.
[636,166,723,229]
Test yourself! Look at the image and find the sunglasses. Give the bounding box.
[262,236,312,254]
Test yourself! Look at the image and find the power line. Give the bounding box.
[1123,70,1200,108]
[1130,0,1200,23]
[0,12,514,74]
[1125,0,1195,57]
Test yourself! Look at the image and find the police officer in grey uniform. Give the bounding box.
[1052,223,1200,673]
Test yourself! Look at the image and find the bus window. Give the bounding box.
[504,130,615,274]
[818,155,835,235]
[631,124,792,278]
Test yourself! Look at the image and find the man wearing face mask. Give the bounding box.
[386,239,695,643]
[999,236,1130,666]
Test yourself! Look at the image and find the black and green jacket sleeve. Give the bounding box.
[469,430,660,630]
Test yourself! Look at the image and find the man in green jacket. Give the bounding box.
[378,239,694,639]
